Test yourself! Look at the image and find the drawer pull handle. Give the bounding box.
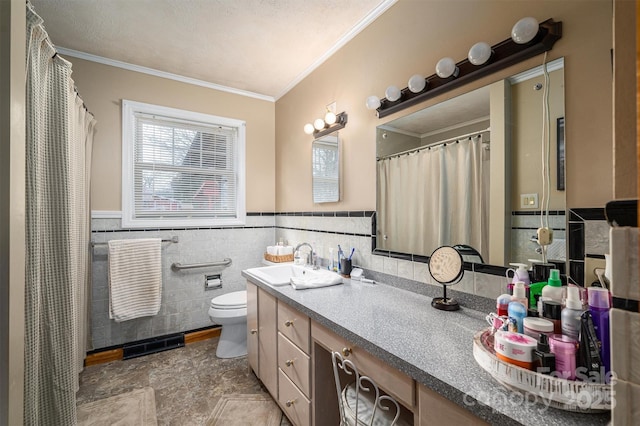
[285,359,294,367]
[342,347,352,357]
[284,320,294,327]
[286,399,296,407]
[250,329,258,335]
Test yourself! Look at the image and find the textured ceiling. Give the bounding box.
[30,0,392,99]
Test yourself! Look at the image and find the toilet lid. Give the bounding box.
[211,291,247,309]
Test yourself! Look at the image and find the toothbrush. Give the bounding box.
[348,248,355,260]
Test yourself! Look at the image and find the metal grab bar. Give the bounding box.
[171,258,232,272]
[91,236,179,247]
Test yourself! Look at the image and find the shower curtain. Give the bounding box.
[377,135,487,258]
[25,3,96,424]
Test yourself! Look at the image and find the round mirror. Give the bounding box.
[428,245,463,311]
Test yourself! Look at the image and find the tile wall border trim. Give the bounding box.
[612,297,640,313]
[512,210,566,216]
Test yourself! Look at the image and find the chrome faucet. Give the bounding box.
[294,242,317,269]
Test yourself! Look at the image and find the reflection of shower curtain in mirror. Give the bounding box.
[377,135,488,258]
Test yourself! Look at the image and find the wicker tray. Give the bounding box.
[473,329,611,413]
[264,252,294,263]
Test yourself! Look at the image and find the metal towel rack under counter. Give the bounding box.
[91,236,179,247]
[171,258,232,272]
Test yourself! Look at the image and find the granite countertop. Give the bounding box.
[242,270,611,426]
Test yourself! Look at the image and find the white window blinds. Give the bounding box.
[122,100,246,228]
[312,136,340,203]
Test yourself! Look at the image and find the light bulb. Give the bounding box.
[303,123,314,135]
[365,95,381,110]
[407,74,426,93]
[511,17,539,44]
[468,42,492,65]
[385,85,401,102]
[436,57,458,78]
[324,111,337,125]
[314,118,325,131]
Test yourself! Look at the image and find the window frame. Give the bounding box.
[121,100,246,228]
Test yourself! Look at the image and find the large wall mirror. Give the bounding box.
[312,134,340,203]
[375,58,565,269]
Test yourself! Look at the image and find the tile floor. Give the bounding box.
[77,338,291,425]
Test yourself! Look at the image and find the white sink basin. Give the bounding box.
[246,264,339,287]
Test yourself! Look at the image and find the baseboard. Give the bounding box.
[85,348,124,366]
[84,325,221,366]
[185,327,221,344]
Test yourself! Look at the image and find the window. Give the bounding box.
[122,100,245,228]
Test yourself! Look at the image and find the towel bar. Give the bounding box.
[91,236,179,247]
[171,258,232,272]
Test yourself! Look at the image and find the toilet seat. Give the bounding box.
[210,290,246,310]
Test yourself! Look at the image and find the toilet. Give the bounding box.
[208,290,247,358]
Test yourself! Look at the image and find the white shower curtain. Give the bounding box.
[25,3,96,424]
[377,135,487,258]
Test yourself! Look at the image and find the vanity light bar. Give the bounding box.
[375,18,562,119]
[312,111,348,139]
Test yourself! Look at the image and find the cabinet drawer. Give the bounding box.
[278,302,310,354]
[278,332,311,397]
[279,369,311,426]
[311,321,414,409]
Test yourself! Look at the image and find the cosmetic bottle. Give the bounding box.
[533,333,556,375]
[541,269,563,300]
[549,334,578,380]
[541,300,562,334]
[577,311,604,383]
[507,301,527,334]
[588,287,611,376]
[561,286,584,341]
[496,294,511,316]
[511,282,528,308]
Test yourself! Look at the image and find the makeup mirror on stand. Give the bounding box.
[429,245,464,311]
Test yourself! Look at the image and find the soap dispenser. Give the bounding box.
[506,263,530,294]
[533,333,556,375]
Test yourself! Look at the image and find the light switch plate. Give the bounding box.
[520,193,539,209]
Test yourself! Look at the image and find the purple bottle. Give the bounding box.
[587,287,610,379]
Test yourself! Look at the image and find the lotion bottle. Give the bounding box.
[511,282,528,308]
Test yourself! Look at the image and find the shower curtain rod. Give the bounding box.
[377,127,491,160]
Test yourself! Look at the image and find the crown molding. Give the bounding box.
[56,47,275,102]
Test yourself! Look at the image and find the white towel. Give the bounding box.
[108,238,162,322]
[290,274,343,290]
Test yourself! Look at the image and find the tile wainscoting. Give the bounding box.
[90,208,611,350]
[90,213,275,349]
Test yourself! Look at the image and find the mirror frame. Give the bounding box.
[372,59,566,278]
[312,134,340,203]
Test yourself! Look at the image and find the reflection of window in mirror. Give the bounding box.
[312,134,340,203]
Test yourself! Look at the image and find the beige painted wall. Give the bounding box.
[0,1,26,423]
[276,0,614,211]
[511,68,565,211]
[70,58,276,212]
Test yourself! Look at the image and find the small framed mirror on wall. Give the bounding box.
[312,134,340,203]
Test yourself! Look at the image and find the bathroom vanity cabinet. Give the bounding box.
[246,280,486,426]
[244,275,609,426]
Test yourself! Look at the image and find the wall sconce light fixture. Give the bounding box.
[366,17,562,119]
[304,110,348,138]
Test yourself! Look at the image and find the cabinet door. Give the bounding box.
[246,281,259,375]
[258,288,278,397]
